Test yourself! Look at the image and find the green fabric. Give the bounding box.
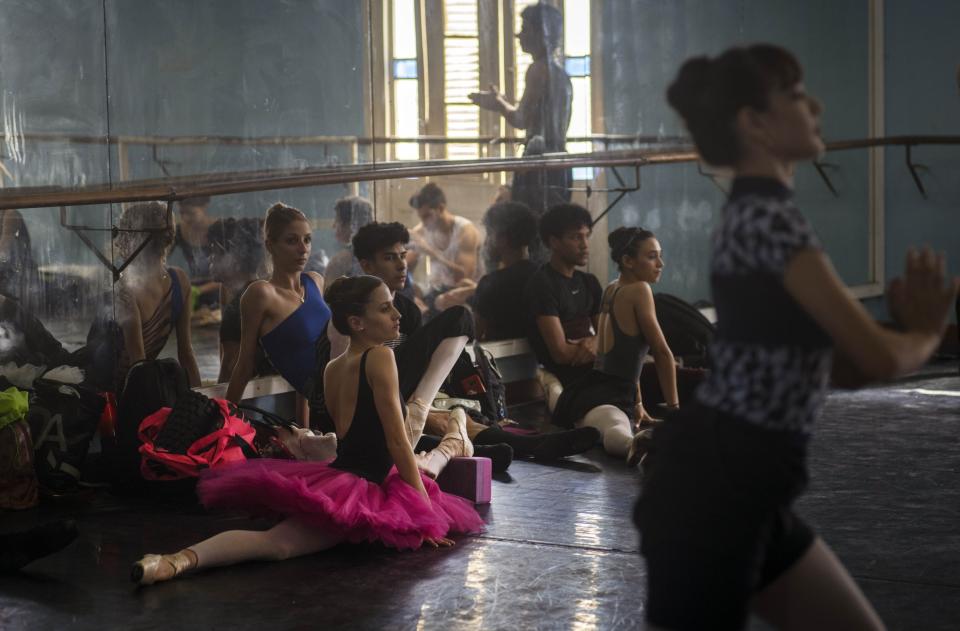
[0,387,30,430]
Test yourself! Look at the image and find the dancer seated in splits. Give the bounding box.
[636,45,958,631]
[524,204,602,412]
[313,221,598,471]
[225,203,330,426]
[86,202,201,391]
[131,275,485,586]
[552,227,679,467]
[205,218,275,384]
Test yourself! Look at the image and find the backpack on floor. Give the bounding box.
[25,378,105,494]
[103,358,190,488]
[653,293,716,368]
[444,342,507,422]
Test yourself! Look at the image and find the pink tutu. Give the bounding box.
[197,459,485,550]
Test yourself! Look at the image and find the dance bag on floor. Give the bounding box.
[25,378,105,493]
[103,358,189,487]
[444,343,507,422]
[139,397,257,481]
[654,293,715,368]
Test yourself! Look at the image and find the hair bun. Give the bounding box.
[666,56,713,122]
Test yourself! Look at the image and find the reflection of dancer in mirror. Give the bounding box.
[469,3,572,225]
[225,204,329,425]
[636,45,959,631]
[0,209,41,311]
[552,227,678,467]
[172,197,219,310]
[205,218,275,384]
[406,183,482,315]
[324,196,375,280]
[107,202,201,389]
[132,276,484,586]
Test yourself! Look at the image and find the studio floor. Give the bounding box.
[2,364,959,630]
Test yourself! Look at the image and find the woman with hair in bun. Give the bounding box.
[87,202,200,390]
[636,45,957,630]
[551,226,678,466]
[131,275,483,586]
[224,203,330,424]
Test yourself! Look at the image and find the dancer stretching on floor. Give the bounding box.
[552,227,679,466]
[132,276,484,585]
[225,203,330,426]
[636,44,958,631]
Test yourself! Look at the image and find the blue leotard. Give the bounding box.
[259,274,331,395]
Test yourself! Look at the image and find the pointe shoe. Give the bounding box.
[131,550,196,585]
[404,398,430,447]
[419,408,474,479]
[275,427,338,461]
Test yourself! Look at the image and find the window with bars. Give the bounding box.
[388,0,593,171]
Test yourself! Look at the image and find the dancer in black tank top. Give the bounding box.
[637,45,958,631]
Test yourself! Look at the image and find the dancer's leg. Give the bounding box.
[752,538,885,631]
[537,369,563,413]
[134,519,343,584]
[191,518,343,568]
[579,405,633,458]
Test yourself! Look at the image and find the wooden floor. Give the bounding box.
[2,362,959,630]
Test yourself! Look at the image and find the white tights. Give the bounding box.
[406,335,469,445]
[189,518,343,569]
[578,405,633,458]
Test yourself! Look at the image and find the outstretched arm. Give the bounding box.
[785,247,958,382]
[469,63,546,130]
[366,346,429,500]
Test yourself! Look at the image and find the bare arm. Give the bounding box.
[536,315,596,366]
[172,269,201,387]
[469,63,546,130]
[784,248,957,381]
[225,283,268,403]
[631,283,678,408]
[366,346,428,499]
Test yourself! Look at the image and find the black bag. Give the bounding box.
[444,342,507,422]
[103,358,190,487]
[26,378,105,493]
[151,389,222,455]
[654,293,716,368]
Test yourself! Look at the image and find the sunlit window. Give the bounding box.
[443,0,481,159]
[392,0,420,160]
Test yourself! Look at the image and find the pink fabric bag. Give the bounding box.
[138,398,257,480]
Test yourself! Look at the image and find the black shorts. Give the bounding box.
[635,405,814,631]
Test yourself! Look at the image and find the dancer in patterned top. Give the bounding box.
[636,44,958,631]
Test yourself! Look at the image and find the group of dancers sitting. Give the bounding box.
[8,41,957,631]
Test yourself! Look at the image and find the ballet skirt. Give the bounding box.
[198,349,484,550]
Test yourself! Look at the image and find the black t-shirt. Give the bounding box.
[525,264,602,385]
[219,283,275,377]
[472,259,538,341]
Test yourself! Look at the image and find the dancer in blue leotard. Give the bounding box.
[225,203,331,425]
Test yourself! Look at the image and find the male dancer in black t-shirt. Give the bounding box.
[311,221,597,466]
[525,203,603,411]
[472,201,540,341]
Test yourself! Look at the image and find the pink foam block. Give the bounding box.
[436,457,492,504]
